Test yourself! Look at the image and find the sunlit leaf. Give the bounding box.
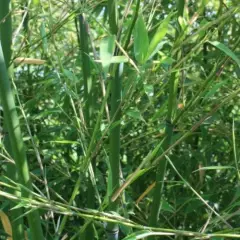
[33,0,40,5]
[50,140,80,144]
[193,166,235,173]
[110,56,128,63]
[208,41,240,66]
[14,57,46,65]
[100,35,116,75]
[126,168,150,184]
[122,230,150,240]
[144,84,154,97]
[122,230,173,239]
[147,12,173,60]
[134,14,149,64]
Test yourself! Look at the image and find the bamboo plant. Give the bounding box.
[148,1,185,237]
[79,10,95,240]
[0,1,28,239]
[0,3,44,237]
[106,0,121,239]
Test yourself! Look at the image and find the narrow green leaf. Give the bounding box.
[126,168,149,184]
[100,35,116,75]
[110,56,128,63]
[122,230,173,239]
[122,235,136,240]
[122,230,149,240]
[193,166,235,173]
[119,223,132,236]
[208,41,240,66]
[147,12,173,60]
[63,69,77,82]
[126,107,145,122]
[33,0,40,5]
[32,109,62,120]
[161,199,175,213]
[203,80,228,99]
[134,14,149,64]
[198,19,209,39]
[50,140,80,144]
[144,84,154,98]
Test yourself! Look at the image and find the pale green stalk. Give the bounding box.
[0,40,44,240]
[148,1,185,238]
[0,0,12,67]
[79,11,95,240]
[106,0,121,239]
[0,1,25,239]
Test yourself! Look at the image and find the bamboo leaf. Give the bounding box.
[50,140,80,144]
[144,84,154,97]
[33,0,40,5]
[126,168,150,185]
[14,57,46,65]
[193,166,235,173]
[203,80,228,99]
[0,210,12,240]
[161,199,175,213]
[100,35,116,75]
[208,41,240,66]
[122,230,174,239]
[134,14,149,64]
[63,69,77,82]
[126,107,145,122]
[122,230,148,240]
[146,12,173,60]
[110,56,128,63]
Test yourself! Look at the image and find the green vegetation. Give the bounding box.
[0,1,240,239]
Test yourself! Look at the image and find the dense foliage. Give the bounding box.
[0,0,240,239]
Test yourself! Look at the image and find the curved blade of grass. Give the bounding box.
[208,40,240,67]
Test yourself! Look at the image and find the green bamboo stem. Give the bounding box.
[0,1,25,239]
[79,12,95,240]
[148,71,177,226]
[0,0,12,68]
[108,0,118,35]
[79,13,91,126]
[0,42,44,240]
[56,8,95,239]
[106,0,120,239]
[4,139,25,240]
[148,1,184,238]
